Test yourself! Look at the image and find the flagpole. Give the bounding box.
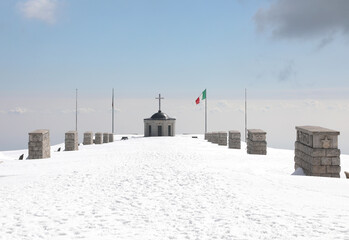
[205,89,207,133]
[112,88,114,134]
[245,88,247,142]
[75,88,78,132]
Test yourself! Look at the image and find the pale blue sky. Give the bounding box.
[1,0,348,97]
[1,0,349,152]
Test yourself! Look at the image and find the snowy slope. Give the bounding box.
[0,135,349,240]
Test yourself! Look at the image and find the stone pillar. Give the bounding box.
[247,129,267,155]
[218,131,227,146]
[212,132,219,144]
[28,129,50,159]
[83,132,93,145]
[207,133,211,142]
[103,133,109,143]
[109,133,114,142]
[65,131,78,151]
[209,133,213,142]
[229,130,241,149]
[95,132,103,144]
[295,126,340,178]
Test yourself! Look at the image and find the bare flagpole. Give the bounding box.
[112,88,114,134]
[245,88,247,142]
[75,88,78,132]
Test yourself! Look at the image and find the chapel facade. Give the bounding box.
[144,94,176,137]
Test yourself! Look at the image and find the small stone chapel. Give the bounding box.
[144,94,176,137]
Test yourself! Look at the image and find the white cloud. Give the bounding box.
[60,108,98,114]
[79,108,96,114]
[260,106,271,112]
[17,0,59,24]
[8,107,29,114]
[60,108,74,114]
[302,99,320,109]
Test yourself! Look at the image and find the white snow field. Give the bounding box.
[1,135,349,240]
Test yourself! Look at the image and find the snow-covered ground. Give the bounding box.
[1,135,349,240]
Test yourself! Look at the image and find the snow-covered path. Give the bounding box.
[1,135,349,239]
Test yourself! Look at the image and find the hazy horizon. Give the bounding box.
[2,90,349,153]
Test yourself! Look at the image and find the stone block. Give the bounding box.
[28,129,50,159]
[218,131,227,146]
[95,133,103,144]
[83,132,93,145]
[206,133,211,142]
[294,126,341,178]
[326,149,341,157]
[103,133,109,143]
[314,165,327,174]
[209,133,213,142]
[65,131,78,151]
[229,130,241,149]
[109,133,114,142]
[247,129,267,155]
[247,149,267,155]
[331,157,340,166]
[229,130,240,139]
[321,157,331,165]
[327,165,341,174]
[296,126,339,148]
[247,129,266,141]
[229,141,241,149]
[211,132,219,144]
[247,140,267,147]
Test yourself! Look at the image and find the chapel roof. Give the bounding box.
[144,110,176,120]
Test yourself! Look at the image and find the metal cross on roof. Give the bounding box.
[155,94,164,111]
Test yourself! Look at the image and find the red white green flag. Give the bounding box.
[195,89,206,104]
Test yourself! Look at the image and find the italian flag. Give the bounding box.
[195,89,206,104]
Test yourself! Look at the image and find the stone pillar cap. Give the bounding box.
[229,130,240,133]
[296,126,340,135]
[66,130,77,133]
[248,129,266,134]
[30,129,49,134]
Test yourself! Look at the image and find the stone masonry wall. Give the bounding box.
[295,126,340,178]
[229,130,241,149]
[65,131,78,151]
[28,129,50,159]
[247,129,267,155]
[95,133,103,144]
[83,132,93,145]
